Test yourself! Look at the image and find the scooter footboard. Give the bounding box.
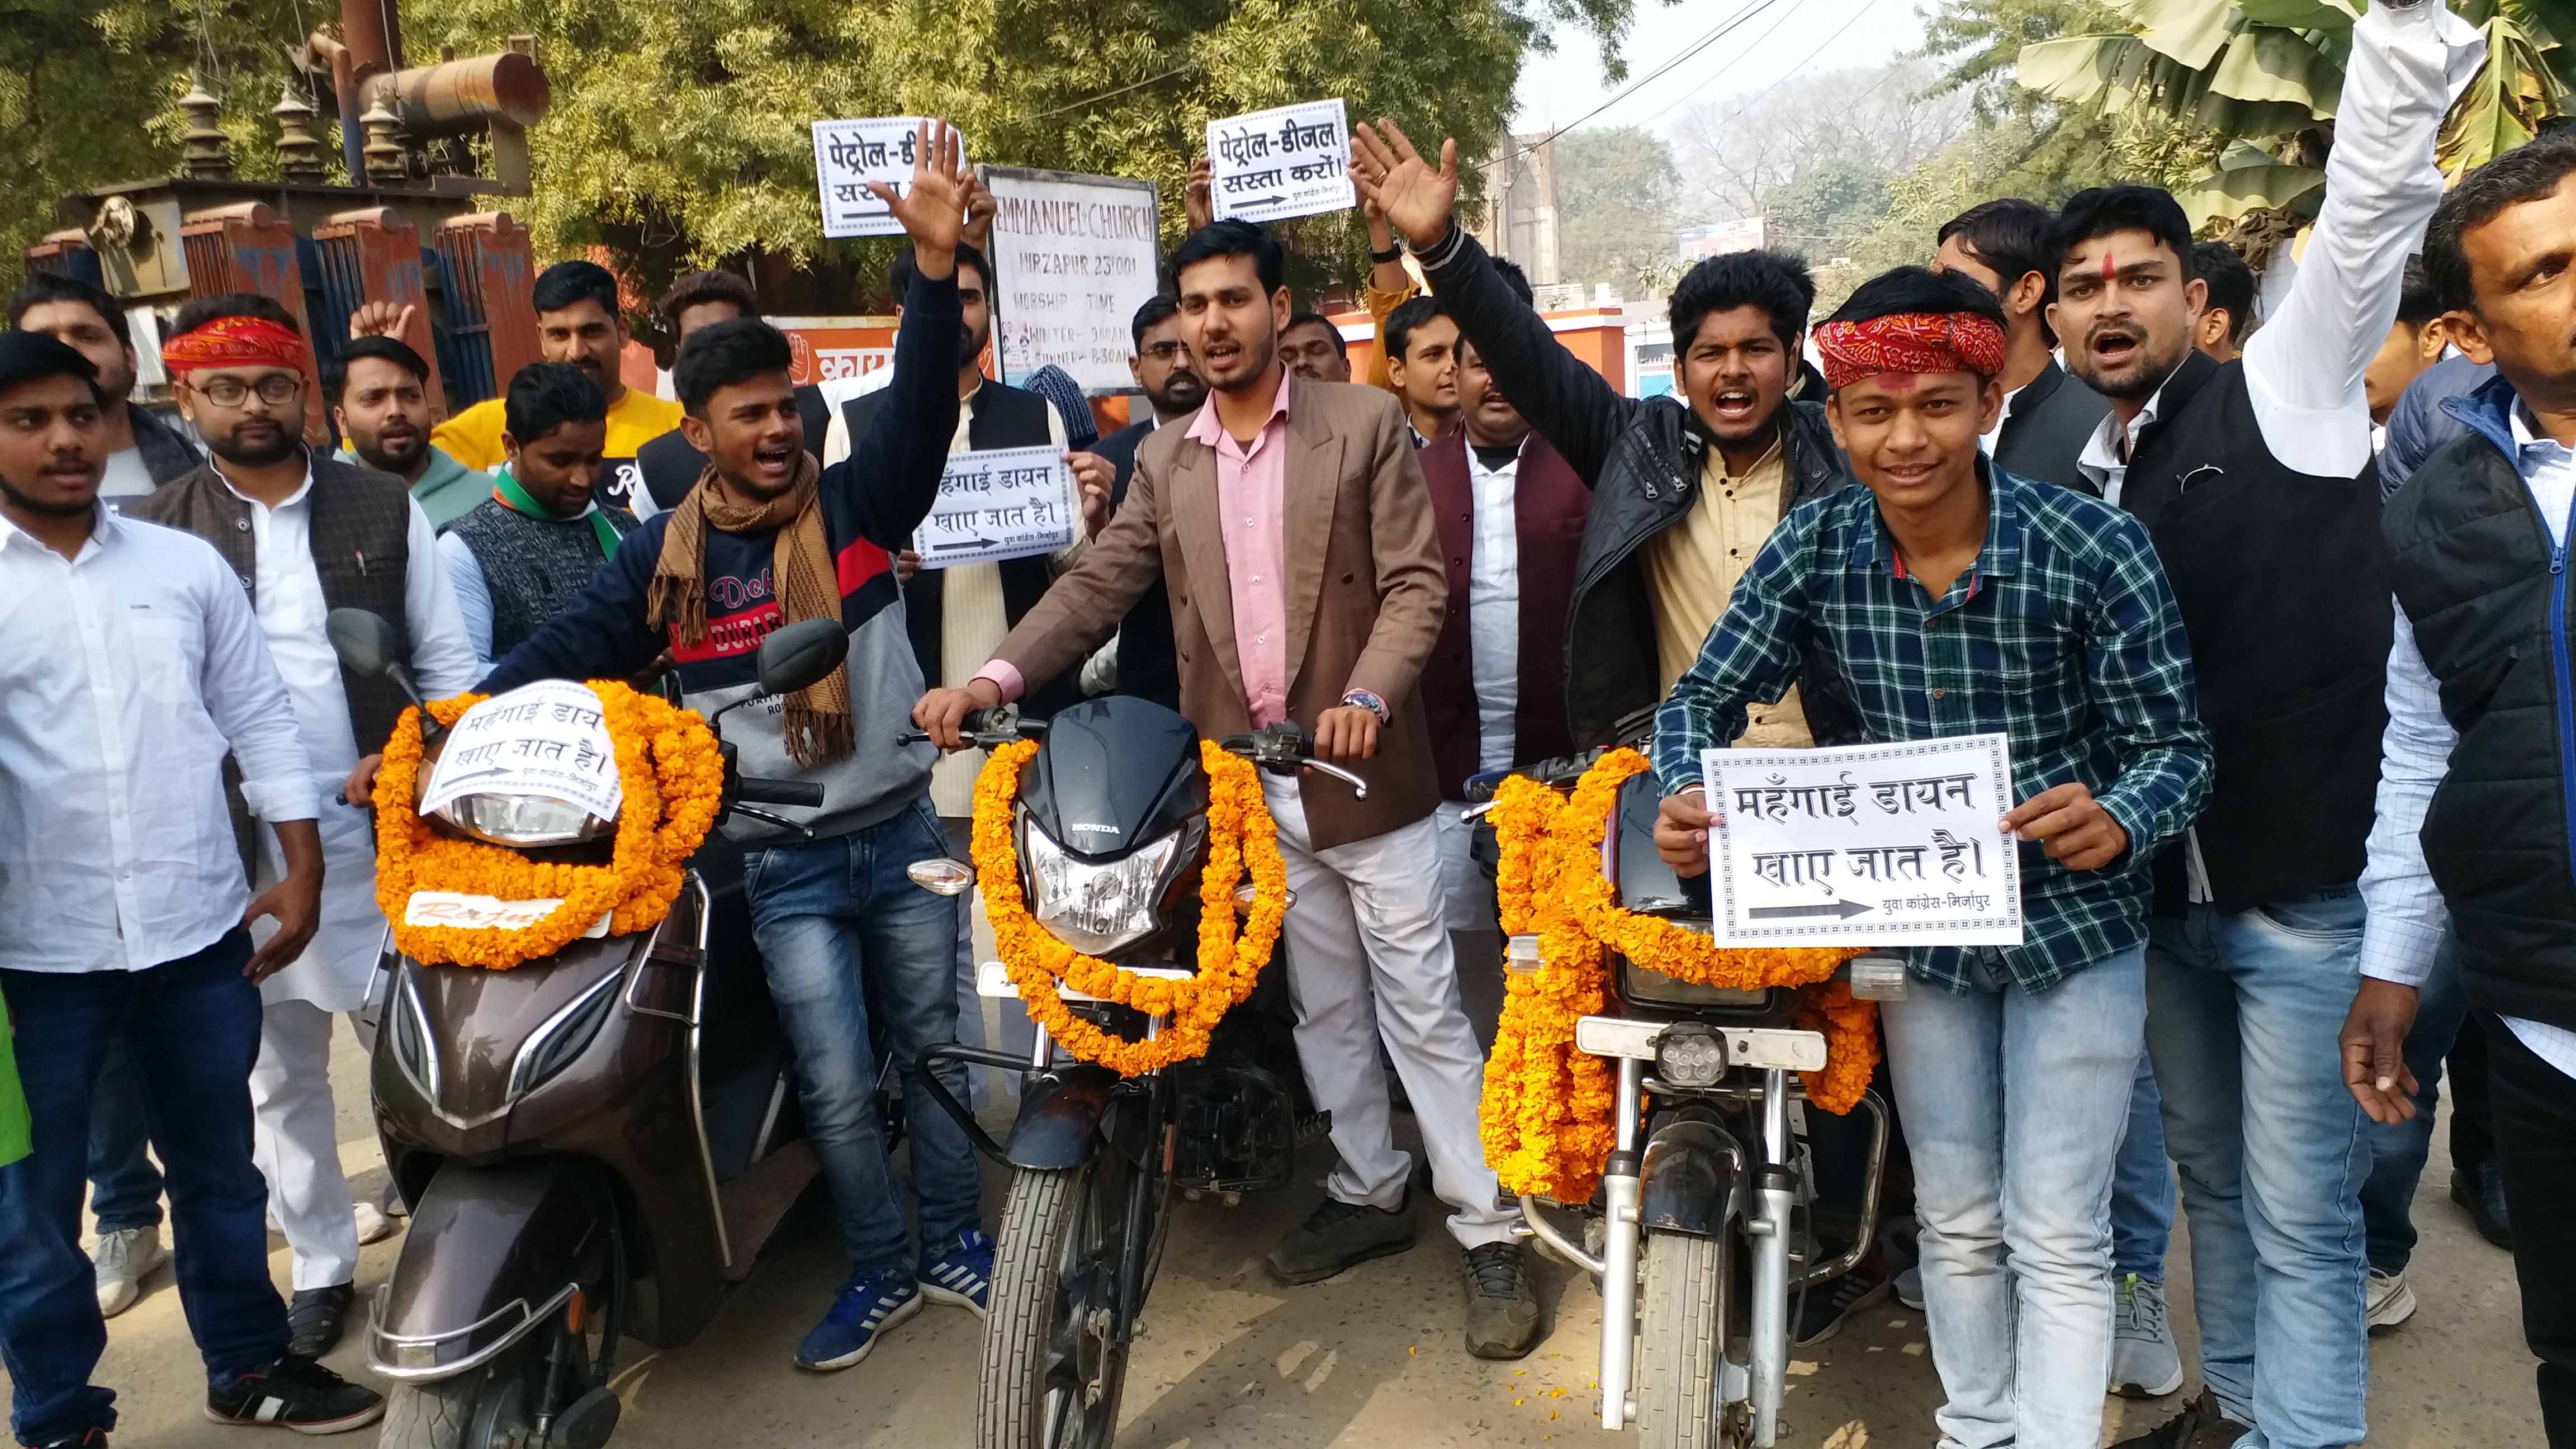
[364,1158,596,1381]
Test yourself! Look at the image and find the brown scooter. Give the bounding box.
[326,610,851,1449]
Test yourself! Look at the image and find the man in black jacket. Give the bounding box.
[636,270,833,510]
[1353,123,1859,749]
[1932,198,2111,491]
[8,271,200,498]
[1086,295,1206,709]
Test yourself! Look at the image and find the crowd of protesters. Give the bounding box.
[2,5,2573,1442]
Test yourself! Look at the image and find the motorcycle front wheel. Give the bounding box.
[978,1150,1159,1449]
[1633,1229,1740,1449]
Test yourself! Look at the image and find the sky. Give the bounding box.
[1509,0,1931,139]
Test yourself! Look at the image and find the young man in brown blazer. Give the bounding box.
[916,220,1542,1360]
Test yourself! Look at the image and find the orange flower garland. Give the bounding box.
[1479,749,1884,1200]
[972,738,1290,1076]
[372,682,725,969]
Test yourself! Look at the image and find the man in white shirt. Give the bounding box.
[2345,134,2576,1447]
[0,330,385,1444]
[7,271,200,498]
[127,302,479,1361]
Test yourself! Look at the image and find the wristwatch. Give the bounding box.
[1341,689,1391,724]
[1368,242,1404,264]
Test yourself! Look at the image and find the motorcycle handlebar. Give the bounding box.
[1219,722,1368,799]
[735,778,825,808]
[898,705,1040,751]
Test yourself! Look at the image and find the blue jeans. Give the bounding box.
[2144,888,2370,1449]
[0,931,290,1445]
[1882,944,2146,1449]
[2359,931,2470,1273]
[86,1043,163,1233]
[2112,1052,2175,1282]
[742,797,979,1278]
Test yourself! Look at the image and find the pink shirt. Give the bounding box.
[978,367,1297,726]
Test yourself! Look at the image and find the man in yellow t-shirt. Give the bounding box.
[364,261,684,517]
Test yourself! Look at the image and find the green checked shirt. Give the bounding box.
[1650,462,2214,994]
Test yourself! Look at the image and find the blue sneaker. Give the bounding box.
[795,1270,922,1370]
[921,1229,996,1318]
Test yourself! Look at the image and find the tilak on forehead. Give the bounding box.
[2103,245,2118,280]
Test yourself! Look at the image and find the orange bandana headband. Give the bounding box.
[1811,312,2007,392]
[160,315,307,377]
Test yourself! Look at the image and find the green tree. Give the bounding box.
[1550,125,1679,291]
[1764,157,1896,261]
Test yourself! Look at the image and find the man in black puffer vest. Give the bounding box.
[2348,134,2576,1447]
[2039,7,2484,1446]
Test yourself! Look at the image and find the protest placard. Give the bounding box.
[1207,99,1354,225]
[422,680,626,825]
[1703,734,2024,947]
[981,167,1163,393]
[917,446,1076,567]
[810,117,965,239]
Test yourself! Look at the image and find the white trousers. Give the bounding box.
[249,997,376,1290]
[1262,776,1516,1249]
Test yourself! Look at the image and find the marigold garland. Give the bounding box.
[1478,749,1884,1201]
[973,738,1290,1076]
[372,683,725,969]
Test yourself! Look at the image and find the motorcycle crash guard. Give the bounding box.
[1639,1118,1746,1239]
[364,1158,598,1382]
[1002,1064,1124,1170]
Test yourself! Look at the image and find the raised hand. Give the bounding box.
[1183,155,1214,231]
[872,119,971,274]
[349,300,417,342]
[962,171,997,254]
[1351,119,1458,252]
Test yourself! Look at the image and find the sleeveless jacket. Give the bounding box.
[2386,377,2576,1030]
[2118,350,2392,912]
[445,497,643,659]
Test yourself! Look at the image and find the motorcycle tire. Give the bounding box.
[373,1365,531,1449]
[1634,1230,1731,1449]
[980,1161,1142,1449]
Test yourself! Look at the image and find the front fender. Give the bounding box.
[1002,1064,1120,1169]
[365,1157,602,1381]
[1639,1118,1746,1238]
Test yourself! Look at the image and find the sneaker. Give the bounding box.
[203,1354,384,1433]
[2111,1274,2185,1397]
[286,1283,355,1360]
[921,1230,995,1319]
[1460,1242,1542,1359]
[1265,1194,1417,1285]
[2366,1267,2417,1330]
[352,1201,396,1247]
[794,1271,922,1371]
[22,1431,109,1448]
[1893,1263,1924,1311]
[2109,1390,2255,1449]
[92,1225,167,1319]
[1793,1253,1891,1347]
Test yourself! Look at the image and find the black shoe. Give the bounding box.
[1792,1251,1891,1347]
[23,1431,108,1448]
[2451,1159,2513,1249]
[286,1282,354,1359]
[2109,1391,2254,1449]
[205,1354,385,1434]
[1461,1242,1542,1359]
[1265,1193,1417,1285]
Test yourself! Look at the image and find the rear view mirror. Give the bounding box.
[327,608,405,682]
[757,618,849,698]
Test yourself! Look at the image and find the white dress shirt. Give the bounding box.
[2071,0,2484,903]
[224,465,480,1007]
[1466,441,1524,772]
[2360,406,2576,1081]
[0,504,317,973]
[1977,378,2029,460]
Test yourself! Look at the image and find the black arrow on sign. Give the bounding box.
[1238,195,1287,209]
[1748,899,1876,921]
[929,537,1000,553]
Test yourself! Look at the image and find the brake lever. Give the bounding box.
[1300,758,1370,799]
[730,806,817,840]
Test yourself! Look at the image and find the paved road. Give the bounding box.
[12,1015,2541,1447]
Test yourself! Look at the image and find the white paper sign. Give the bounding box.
[1704,734,2024,946]
[918,446,1076,567]
[421,681,624,825]
[1208,99,1354,224]
[983,167,1164,392]
[811,117,966,239]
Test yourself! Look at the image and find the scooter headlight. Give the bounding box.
[1022,818,1185,958]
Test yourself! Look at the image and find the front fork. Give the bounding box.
[1597,1057,1645,1431]
[1745,1069,1796,1447]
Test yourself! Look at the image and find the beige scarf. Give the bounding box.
[647,455,852,765]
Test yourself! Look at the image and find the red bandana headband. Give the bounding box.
[1811,311,2007,392]
[160,315,308,378]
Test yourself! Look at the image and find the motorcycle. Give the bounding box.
[898,696,1356,1449]
[1469,757,1898,1449]
[326,609,851,1449]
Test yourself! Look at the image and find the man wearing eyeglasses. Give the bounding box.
[124,296,479,1361]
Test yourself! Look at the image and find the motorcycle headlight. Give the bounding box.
[432,792,615,847]
[1022,817,1185,958]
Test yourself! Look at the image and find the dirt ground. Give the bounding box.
[8,1008,2542,1449]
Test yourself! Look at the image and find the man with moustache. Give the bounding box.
[1281,311,1353,384]
[1085,294,1208,709]
[127,301,479,1359]
[7,272,198,498]
[634,270,835,511]
[1931,199,2113,490]
[1384,296,1463,446]
[0,329,384,1443]
[2042,5,2487,1445]
[325,334,482,527]
[916,218,1545,1360]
